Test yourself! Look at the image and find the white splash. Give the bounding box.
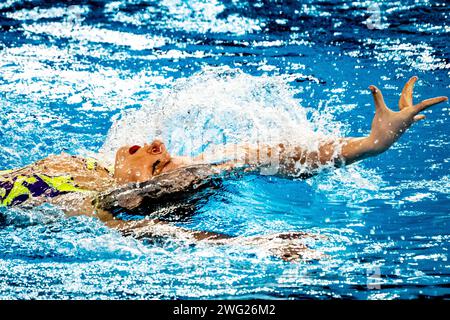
[106,0,262,35]
[0,43,171,109]
[6,5,89,21]
[99,66,344,166]
[22,22,167,50]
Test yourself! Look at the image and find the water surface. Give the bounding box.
[0,0,449,299]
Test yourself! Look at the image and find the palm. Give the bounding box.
[368,76,447,153]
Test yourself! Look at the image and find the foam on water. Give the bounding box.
[6,4,89,21]
[106,0,262,35]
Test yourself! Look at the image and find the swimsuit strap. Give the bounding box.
[85,157,98,171]
[82,156,113,174]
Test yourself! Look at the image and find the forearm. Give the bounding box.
[339,136,382,165]
[105,218,320,261]
[288,136,381,169]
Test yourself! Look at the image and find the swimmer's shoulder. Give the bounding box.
[40,153,115,191]
[33,153,112,174]
[1,153,114,186]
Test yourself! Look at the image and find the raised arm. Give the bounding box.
[339,76,447,165]
[213,76,447,176]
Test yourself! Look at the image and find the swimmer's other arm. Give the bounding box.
[104,218,321,261]
[105,218,231,241]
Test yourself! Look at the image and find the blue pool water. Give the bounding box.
[0,0,449,299]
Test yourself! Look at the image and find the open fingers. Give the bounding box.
[415,96,448,113]
[399,76,417,110]
[369,85,387,111]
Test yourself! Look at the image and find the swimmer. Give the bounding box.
[0,77,447,261]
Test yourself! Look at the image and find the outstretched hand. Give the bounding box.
[367,76,448,154]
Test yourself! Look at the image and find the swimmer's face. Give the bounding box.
[114,140,172,184]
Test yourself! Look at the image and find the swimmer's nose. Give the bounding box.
[149,141,164,154]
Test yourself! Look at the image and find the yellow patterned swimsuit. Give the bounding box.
[0,157,111,207]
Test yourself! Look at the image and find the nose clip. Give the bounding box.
[150,142,163,154]
[152,146,161,154]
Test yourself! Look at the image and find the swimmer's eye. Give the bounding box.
[129,145,141,155]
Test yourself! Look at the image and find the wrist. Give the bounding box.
[366,134,393,156]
